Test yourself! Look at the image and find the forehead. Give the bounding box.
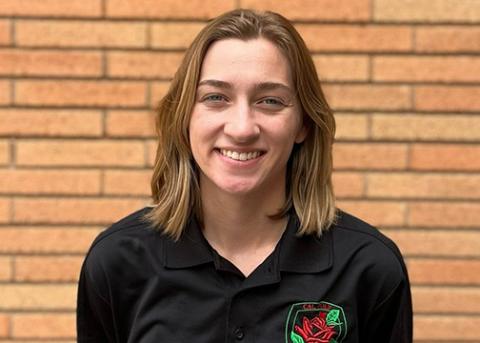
[199,38,293,86]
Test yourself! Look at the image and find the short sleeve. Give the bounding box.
[364,273,413,342]
[76,257,117,342]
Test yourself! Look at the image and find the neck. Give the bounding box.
[199,179,288,257]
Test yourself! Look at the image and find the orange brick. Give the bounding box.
[242,0,370,21]
[151,22,205,49]
[337,200,406,227]
[410,144,480,171]
[313,55,369,82]
[413,287,480,313]
[146,139,158,166]
[15,80,147,107]
[408,258,480,285]
[0,49,101,77]
[150,82,171,108]
[0,0,101,17]
[16,139,145,167]
[332,172,365,198]
[15,256,82,282]
[0,314,7,336]
[296,25,412,52]
[324,85,411,111]
[415,315,480,340]
[107,51,183,79]
[386,230,480,257]
[12,313,75,338]
[104,169,151,196]
[106,110,155,137]
[0,169,101,195]
[0,80,10,105]
[333,143,408,170]
[14,197,147,224]
[16,20,147,48]
[0,140,9,165]
[106,0,235,18]
[0,227,99,254]
[408,202,480,228]
[0,20,10,45]
[373,56,480,82]
[367,173,480,199]
[334,113,369,140]
[372,113,480,141]
[0,109,102,137]
[0,198,10,223]
[416,26,480,52]
[375,0,480,22]
[0,256,12,281]
[0,284,76,310]
[415,86,480,112]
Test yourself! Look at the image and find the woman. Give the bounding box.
[77,9,412,343]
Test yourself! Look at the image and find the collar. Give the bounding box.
[162,214,333,274]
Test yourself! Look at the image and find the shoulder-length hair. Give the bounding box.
[145,9,336,240]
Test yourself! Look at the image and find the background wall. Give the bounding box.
[0,0,479,341]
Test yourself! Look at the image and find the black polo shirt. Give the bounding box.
[77,207,412,343]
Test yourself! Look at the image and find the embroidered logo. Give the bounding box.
[285,301,347,343]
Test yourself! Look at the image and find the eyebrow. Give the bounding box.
[197,79,294,94]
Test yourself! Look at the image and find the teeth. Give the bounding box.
[220,149,261,161]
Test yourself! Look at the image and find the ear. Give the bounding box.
[294,121,308,144]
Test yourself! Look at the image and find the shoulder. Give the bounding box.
[330,209,409,290]
[82,207,165,284]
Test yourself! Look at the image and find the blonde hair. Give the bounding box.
[145,9,336,240]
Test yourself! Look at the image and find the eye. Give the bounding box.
[202,94,227,102]
[257,97,287,109]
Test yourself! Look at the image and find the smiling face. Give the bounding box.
[189,38,307,199]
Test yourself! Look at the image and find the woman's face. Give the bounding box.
[189,38,307,197]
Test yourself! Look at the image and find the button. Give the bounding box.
[234,327,244,340]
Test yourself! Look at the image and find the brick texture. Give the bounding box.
[16,20,147,48]
[374,0,480,23]
[372,114,480,141]
[1,2,479,342]
[12,313,75,338]
[0,81,10,105]
[0,20,11,45]
[0,228,99,254]
[242,0,370,21]
[0,284,76,310]
[296,25,412,52]
[0,109,102,137]
[15,81,147,107]
[324,85,411,111]
[416,26,480,52]
[0,0,101,17]
[373,56,480,82]
[106,0,235,19]
[0,169,101,195]
[415,86,480,112]
[106,110,155,137]
[0,50,102,77]
[107,51,183,79]
[0,141,9,165]
[16,140,145,167]
[14,256,83,282]
[13,198,148,224]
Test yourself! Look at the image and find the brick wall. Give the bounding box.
[0,0,479,341]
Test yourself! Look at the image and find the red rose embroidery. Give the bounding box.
[294,315,336,343]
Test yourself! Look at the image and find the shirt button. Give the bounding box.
[234,327,244,340]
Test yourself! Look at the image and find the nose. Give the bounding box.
[223,103,260,143]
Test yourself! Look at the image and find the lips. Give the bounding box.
[219,149,263,161]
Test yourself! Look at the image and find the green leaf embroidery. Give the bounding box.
[326,309,340,326]
[290,331,305,343]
